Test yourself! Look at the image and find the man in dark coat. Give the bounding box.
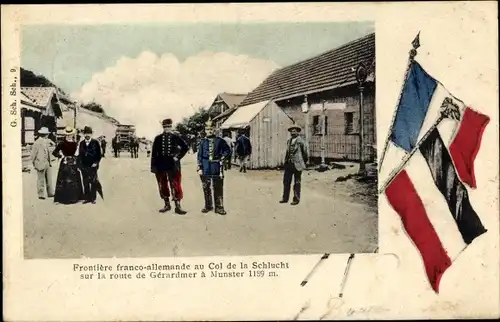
[131,137,139,158]
[197,119,231,215]
[151,118,189,214]
[78,126,102,204]
[112,135,120,158]
[279,125,308,205]
[100,136,107,158]
[235,129,252,173]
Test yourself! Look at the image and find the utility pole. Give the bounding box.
[356,62,368,175]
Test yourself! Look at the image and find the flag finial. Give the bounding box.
[409,31,421,60]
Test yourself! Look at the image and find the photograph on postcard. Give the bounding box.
[20,21,377,259]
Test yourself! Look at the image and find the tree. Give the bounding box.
[20,68,62,92]
[175,107,210,137]
[81,101,105,114]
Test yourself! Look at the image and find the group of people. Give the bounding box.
[150,117,308,216]
[221,130,252,173]
[30,117,308,214]
[30,126,103,205]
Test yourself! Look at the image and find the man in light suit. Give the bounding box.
[30,127,56,199]
[279,125,309,205]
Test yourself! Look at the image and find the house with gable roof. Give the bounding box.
[208,92,248,129]
[20,86,74,145]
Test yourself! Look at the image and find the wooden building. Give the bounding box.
[238,33,376,163]
[220,100,294,169]
[208,92,248,130]
[20,87,73,145]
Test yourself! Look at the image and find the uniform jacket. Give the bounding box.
[197,136,231,176]
[151,132,189,173]
[78,139,102,168]
[223,137,233,153]
[31,137,56,171]
[235,135,252,156]
[284,135,308,172]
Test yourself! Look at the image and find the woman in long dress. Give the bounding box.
[53,127,84,204]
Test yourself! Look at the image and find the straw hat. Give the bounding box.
[288,125,302,132]
[63,127,76,136]
[38,127,50,135]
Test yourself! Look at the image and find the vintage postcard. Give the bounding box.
[2,2,498,321]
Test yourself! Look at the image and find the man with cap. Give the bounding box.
[197,118,231,215]
[78,126,102,204]
[30,127,56,199]
[279,124,309,205]
[235,128,252,173]
[151,118,189,214]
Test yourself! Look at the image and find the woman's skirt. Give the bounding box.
[54,157,84,204]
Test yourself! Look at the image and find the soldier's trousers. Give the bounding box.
[200,175,224,210]
[156,171,183,201]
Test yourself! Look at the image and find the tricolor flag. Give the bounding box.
[379,36,490,293]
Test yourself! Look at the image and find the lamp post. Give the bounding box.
[74,101,79,130]
[317,100,329,172]
[301,95,311,165]
[356,62,368,175]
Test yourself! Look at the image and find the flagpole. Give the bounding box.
[378,32,421,173]
[338,253,355,298]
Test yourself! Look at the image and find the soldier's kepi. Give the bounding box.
[151,118,189,214]
[197,118,231,215]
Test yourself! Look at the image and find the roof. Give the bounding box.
[217,92,248,109]
[21,86,73,109]
[220,100,270,129]
[240,33,375,106]
[213,106,237,121]
[212,92,249,121]
[21,87,56,107]
[21,91,36,105]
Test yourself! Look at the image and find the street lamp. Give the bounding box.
[356,62,368,175]
[317,100,329,172]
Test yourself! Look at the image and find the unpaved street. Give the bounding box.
[23,152,377,259]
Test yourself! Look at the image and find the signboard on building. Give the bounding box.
[310,102,347,111]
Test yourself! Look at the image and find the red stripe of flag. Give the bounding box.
[385,170,452,293]
[449,107,490,189]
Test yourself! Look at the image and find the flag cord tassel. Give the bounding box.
[378,114,445,194]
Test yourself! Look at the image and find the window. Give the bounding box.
[313,115,328,136]
[344,112,354,134]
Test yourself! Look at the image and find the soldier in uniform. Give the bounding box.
[151,118,189,214]
[197,119,231,215]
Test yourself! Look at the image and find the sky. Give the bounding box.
[21,22,374,138]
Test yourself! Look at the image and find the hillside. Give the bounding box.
[20,67,66,94]
[20,68,106,114]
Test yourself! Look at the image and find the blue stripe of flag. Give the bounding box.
[390,61,438,152]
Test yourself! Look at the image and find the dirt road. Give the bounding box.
[23,153,378,259]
